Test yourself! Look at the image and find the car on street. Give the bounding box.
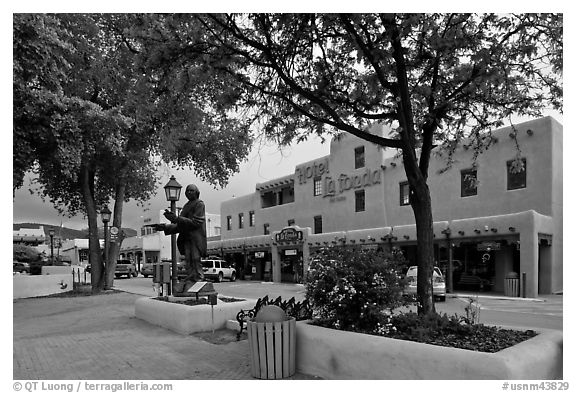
[13,261,30,274]
[115,259,138,278]
[141,262,154,278]
[201,259,236,282]
[404,265,446,301]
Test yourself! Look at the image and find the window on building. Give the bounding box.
[313,177,322,196]
[238,213,244,229]
[354,146,365,169]
[355,190,365,212]
[288,219,295,227]
[249,211,255,227]
[400,181,410,206]
[314,215,323,234]
[461,168,478,197]
[226,216,232,231]
[507,158,527,190]
[263,223,270,235]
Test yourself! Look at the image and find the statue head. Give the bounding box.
[185,184,200,201]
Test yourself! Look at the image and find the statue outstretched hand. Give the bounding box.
[148,223,166,231]
[163,209,178,223]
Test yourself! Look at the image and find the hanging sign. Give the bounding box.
[477,242,500,251]
[275,227,304,243]
[110,227,119,243]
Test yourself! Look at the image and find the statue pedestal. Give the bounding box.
[173,281,217,303]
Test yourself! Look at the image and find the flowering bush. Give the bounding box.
[305,247,410,332]
[305,247,538,353]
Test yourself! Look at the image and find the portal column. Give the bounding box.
[271,243,281,283]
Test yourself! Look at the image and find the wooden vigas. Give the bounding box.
[247,318,296,379]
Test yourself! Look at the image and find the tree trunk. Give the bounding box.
[410,179,436,315]
[104,183,126,289]
[80,164,104,292]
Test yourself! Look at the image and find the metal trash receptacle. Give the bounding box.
[247,317,296,379]
[504,272,520,297]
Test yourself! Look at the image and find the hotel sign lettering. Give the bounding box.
[275,228,304,243]
[323,167,382,197]
[295,158,330,184]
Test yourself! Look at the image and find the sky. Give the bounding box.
[12,136,332,231]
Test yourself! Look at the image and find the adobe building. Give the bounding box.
[207,116,562,298]
[120,210,221,272]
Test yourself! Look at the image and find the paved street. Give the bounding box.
[116,277,563,331]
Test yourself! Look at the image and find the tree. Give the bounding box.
[13,14,252,291]
[183,13,561,315]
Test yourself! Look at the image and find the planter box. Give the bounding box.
[13,274,73,299]
[135,297,257,335]
[296,321,562,380]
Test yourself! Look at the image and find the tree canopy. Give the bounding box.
[13,13,252,290]
[191,13,562,314]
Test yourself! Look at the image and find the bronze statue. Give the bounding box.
[152,184,207,293]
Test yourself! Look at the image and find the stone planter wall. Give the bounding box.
[135,297,257,335]
[13,274,73,299]
[295,321,563,380]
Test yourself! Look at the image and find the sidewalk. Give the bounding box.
[13,291,318,380]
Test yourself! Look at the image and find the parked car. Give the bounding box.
[141,262,154,278]
[115,260,138,278]
[13,261,30,274]
[404,266,446,301]
[201,259,236,282]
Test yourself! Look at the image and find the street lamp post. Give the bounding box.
[164,175,182,295]
[441,228,453,293]
[101,205,112,285]
[49,229,55,263]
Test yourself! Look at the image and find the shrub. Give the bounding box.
[305,247,410,332]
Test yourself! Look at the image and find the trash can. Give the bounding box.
[247,305,296,379]
[504,272,520,297]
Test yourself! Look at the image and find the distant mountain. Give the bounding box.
[13,223,138,239]
[13,223,88,240]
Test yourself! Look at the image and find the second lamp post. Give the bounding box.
[164,175,182,295]
[101,205,112,284]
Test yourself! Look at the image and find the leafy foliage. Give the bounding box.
[190,13,562,315]
[13,14,253,290]
[13,244,42,263]
[305,247,410,332]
